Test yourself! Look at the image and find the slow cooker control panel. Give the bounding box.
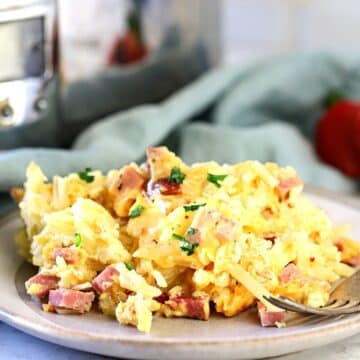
[0,1,55,130]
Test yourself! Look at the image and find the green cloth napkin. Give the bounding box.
[0,53,358,197]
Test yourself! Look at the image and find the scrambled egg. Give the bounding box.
[17,146,360,332]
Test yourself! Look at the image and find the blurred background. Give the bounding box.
[222,0,360,64]
[61,0,360,68]
[1,0,360,142]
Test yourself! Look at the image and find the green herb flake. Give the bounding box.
[129,205,145,219]
[207,173,228,188]
[74,233,82,247]
[172,233,184,241]
[183,203,206,212]
[78,167,95,183]
[186,227,197,236]
[169,167,186,184]
[125,262,135,271]
[179,240,199,256]
[172,232,199,256]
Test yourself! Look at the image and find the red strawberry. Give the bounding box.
[106,9,147,66]
[315,91,360,178]
[107,32,147,65]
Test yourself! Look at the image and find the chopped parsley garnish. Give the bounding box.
[183,203,206,212]
[207,173,228,188]
[172,233,184,241]
[125,262,135,271]
[186,227,197,236]
[78,167,95,183]
[179,241,199,256]
[169,167,186,184]
[172,231,199,256]
[129,205,145,219]
[74,233,82,247]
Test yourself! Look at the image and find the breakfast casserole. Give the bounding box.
[14,146,360,332]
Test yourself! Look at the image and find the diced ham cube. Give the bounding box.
[25,274,59,298]
[92,266,119,293]
[110,166,145,195]
[166,295,210,320]
[49,289,95,314]
[147,147,168,164]
[109,166,146,216]
[257,302,286,327]
[215,216,238,243]
[154,293,170,304]
[275,176,302,201]
[145,146,186,197]
[186,228,202,244]
[190,209,238,244]
[146,147,170,182]
[279,263,299,283]
[53,248,77,264]
[146,146,184,184]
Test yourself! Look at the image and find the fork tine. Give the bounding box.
[287,312,349,327]
[264,295,346,316]
[321,299,337,308]
[309,314,346,325]
[286,314,319,326]
[331,305,360,314]
[265,294,360,316]
[292,315,334,327]
[263,295,313,314]
[339,301,360,310]
[341,300,360,308]
[313,305,360,315]
[322,300,349,309]
[345,300,360,308]
[262,296,299,312]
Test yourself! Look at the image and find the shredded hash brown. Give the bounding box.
[15,146,360,332]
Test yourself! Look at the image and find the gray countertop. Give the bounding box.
[0,322,110,359]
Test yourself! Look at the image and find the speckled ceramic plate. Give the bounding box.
[1,189,360,360]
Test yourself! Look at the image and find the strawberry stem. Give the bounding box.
[127,9,143,44]
[323,89,344,108]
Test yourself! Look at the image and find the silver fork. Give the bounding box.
[264,270,360,316]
